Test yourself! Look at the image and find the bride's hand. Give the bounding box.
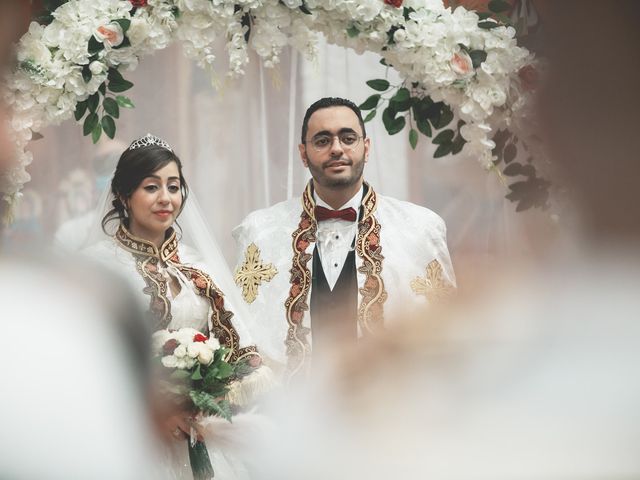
[163,412,192,442]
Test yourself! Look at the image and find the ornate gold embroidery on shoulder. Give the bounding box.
[411,259,455,303]
[234,243,278,304]
[356,185,388,335]
[136,255,172,330]
[284,183,316,380]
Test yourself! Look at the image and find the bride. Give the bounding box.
[82,133,273,480]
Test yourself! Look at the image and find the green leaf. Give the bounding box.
[116,95,135,108]
[366,79,390,92]
[478,21,499,29]
[103,97,120,118]
[433,105,454,129]
[433,142,453,158]
[504,143,517,163]
[347,25,359,38]
[74,101,88,122]
[114,18,131,33]
[190,391,233,421]
[299,3,311,14]
[390,87,412,112]
[409,128,418,150]
[387,116,406,135]
[503,162,522,176]
[108,79,134,93]
[191,364,203,381]
[477,12,493,20]
[87,93,100,113]
[433,129,454,144]
[98,82,106,96]
[452,135,466,155]
[379,57,388,67]
[101,115,116,139]
[359,94,380,111]
[469,50,487,69]
[488,0,511,13]
[91,121,102,144]
[416,118,431,137]
[81,66,92,83]
[107,68,124,83]
[88,35,104,54]
[364,109,376,123]
[402,6,415,21]
[83,112,99,136]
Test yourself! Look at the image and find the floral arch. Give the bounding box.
[1,0,547,221]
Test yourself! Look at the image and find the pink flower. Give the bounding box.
[94,23,124,48]
[450,51,474,77]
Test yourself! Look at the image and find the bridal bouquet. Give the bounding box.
[152,327,254,479]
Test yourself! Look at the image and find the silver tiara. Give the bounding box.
[127,133,173,152]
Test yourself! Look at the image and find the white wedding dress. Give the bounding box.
[83,226,272,480]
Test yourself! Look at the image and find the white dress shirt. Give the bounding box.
[314,186,363,290]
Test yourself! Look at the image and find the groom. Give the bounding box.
[233,97,455,379]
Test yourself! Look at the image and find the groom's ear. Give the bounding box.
[298,143,308,168]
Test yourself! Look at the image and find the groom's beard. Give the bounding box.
[308,152,366,190]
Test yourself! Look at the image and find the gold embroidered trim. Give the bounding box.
[284,182,316,379]
[283,182,388,379]
[410,259,454,303]
[356,186,387,334]
[234,243,278,304]
[114,224,178,262]
[114,225,259,362]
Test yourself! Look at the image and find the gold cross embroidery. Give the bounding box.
[234,243,278,304]
[410,259,454,303]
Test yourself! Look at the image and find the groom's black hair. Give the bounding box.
[301,97,367,144]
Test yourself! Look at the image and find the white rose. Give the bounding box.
[94,22,124,48]
[187,343,203,359]
[197,348,214,365]
[161,355,178,368]
[89,61,106,75]
[205,336,220,351]
[174,344,187,358]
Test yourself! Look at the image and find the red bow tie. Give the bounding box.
[314,206,357,222]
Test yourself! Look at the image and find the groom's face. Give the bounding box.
[299,106,369,190]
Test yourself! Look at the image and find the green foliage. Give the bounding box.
[101,115,116,139]
[116,96,135,108]
[488,0,511,13]
[359,94,380,111]
[364,110,376,123]
[347,25,359,38]
[91,121,102,143]
[74,101,87,121]
[409,128,418,150]
[87,93,100,113]
[103,97,120,118]
[190,391,233,422]
[83,113,99,136]
[366,79,390,92]
[469,50,487,69]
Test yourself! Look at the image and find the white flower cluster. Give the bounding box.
[152,327,221,370]
[2,0,535,210]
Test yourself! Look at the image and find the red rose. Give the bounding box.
[384,0,403,7]
[193,333,208,343]
[162,339,179,355]
[129,0,148,6]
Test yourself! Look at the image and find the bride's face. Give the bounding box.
[126,161,183,243]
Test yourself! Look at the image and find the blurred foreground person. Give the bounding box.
[0,5,162,479]
[252,2,640,479]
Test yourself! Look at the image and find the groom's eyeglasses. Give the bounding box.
[306,132,363,152]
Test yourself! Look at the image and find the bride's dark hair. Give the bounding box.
[101,144,189,234]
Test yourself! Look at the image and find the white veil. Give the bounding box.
[66,164,278,363]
